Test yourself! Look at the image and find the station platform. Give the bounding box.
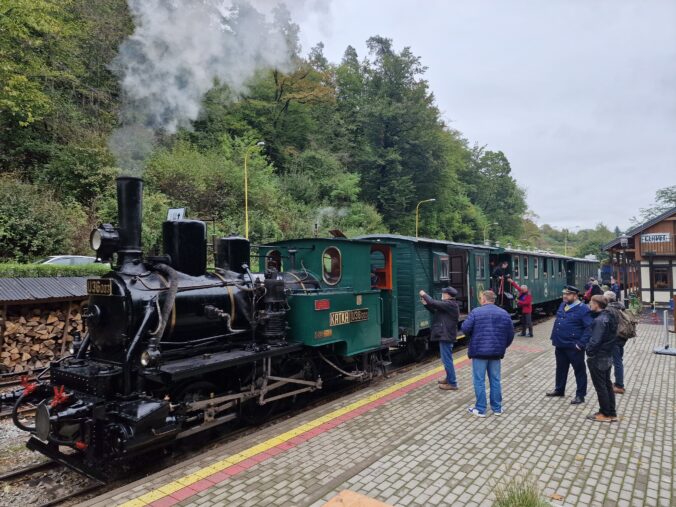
[82,318,675,507]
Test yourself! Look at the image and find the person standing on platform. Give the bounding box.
[461,290,514,417]
[604,291,632,394]
[610,278,621,302]
[586,295,618,422]
[547,285,594,405]
[419,287,460,391]
[509,280,533,337]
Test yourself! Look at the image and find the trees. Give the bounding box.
[0,176,87,261]
[632,185,676,224]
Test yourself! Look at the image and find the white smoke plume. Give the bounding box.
[109,0,329,173]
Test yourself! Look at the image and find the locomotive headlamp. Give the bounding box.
[90,224,119,262]
[140,348,161,367]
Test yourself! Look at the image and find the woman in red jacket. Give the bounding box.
[510,280,533,337]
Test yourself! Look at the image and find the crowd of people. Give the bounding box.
[419,277,635,421]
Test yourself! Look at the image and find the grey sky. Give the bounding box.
[299,0,676,231]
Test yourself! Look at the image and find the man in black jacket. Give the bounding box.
[586,295,618,422]
[420,287,460,391]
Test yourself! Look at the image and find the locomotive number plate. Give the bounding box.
[329,309,369,326]
[87,278,112,296]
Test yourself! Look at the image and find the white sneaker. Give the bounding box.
[493,409,504,416]
[467,406,486,418]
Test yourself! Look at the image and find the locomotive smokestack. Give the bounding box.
[116,176,143,263]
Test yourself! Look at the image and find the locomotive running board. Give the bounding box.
[26,436,108,483]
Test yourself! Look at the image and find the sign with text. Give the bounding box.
[641,233,671,244]
[329,309,369,326]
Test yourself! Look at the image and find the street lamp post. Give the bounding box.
[415,199,436,238]
[483,222,499,245]
[564,226,580,256]
[244,141,265,239]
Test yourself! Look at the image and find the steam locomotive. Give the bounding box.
[5,177,392,480]
[4,177,598,480]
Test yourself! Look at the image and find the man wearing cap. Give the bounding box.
[547,285,594,404]
[420,287,460,390]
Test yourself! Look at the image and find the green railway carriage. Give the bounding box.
[258,238,398,356]
[358,234,495,338]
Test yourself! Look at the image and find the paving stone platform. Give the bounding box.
[82,318,675,507]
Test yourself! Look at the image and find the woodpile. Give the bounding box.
[0,304,84,372]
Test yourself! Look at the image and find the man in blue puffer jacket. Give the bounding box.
[461,290,514,417]
[547,285,594,404]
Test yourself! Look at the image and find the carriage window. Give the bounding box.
[513,256,520,278]
[558,259,564,278]
[523,256,529,278]
[534,257,540,279]
[322,247,342,285]
[475,255,486,279]
[266,250,282,271]
[543,259,549,278]
[433,253,450,281]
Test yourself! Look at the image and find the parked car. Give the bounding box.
[38,255,98,266]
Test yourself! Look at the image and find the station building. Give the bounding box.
[603,206,676,306]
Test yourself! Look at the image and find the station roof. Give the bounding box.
[0,277,88,305]
[603,206,676,251]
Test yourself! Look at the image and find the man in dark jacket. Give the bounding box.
[461,290,514,417]
[547,286,594,404]
[420,287,460,391]
[586,295,618,422]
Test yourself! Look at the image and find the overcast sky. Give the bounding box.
[298,0,676,231]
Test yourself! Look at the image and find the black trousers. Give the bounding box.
[554,347,587,398]
[520,313,533,335]
[587,357,616,417]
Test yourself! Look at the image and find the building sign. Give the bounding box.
[329,309,369,326]
[641,233,671,244]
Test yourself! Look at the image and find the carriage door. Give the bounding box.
[566,261,576,286]
[471,252,490,309]
[447,248,469,315]
[370,245,396,339]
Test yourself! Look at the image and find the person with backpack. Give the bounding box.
[586,295,618,422]
[604,291,636,394]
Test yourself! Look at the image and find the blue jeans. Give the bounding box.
[439,341,457,386]
[613,343,625,388]
[472,358,502,414]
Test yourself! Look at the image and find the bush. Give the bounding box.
[0,175,88,262]
[0,262,110,278]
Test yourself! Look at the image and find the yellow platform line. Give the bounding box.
[121,354,469,507]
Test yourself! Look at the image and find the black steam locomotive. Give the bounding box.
[5,177,363,479]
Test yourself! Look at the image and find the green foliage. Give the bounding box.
[1,3,545,260]
[632,185,676,225]
[0,262,109,278]
[493,475,549,507]
[0,176,87,261]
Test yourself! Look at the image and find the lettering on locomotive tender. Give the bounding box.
[87,278,112,296]
[329,308,369,326]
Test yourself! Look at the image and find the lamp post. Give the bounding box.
[483,222,499,245]
[244,141,265,239]
[619,234,630,300]
[415,199,436,238]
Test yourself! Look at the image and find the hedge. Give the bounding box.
[0,263,111,278]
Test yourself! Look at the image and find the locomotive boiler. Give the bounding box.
[7,177,324,479]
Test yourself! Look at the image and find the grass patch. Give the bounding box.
[493,475,549,507]
[0,262,110,278]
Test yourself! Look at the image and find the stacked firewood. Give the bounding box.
[0,305,84,372]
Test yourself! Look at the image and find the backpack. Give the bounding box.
[616,308,638,340]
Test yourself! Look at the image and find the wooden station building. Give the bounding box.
[604,207,676,306]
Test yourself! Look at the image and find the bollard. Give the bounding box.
[654,309,676,356]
